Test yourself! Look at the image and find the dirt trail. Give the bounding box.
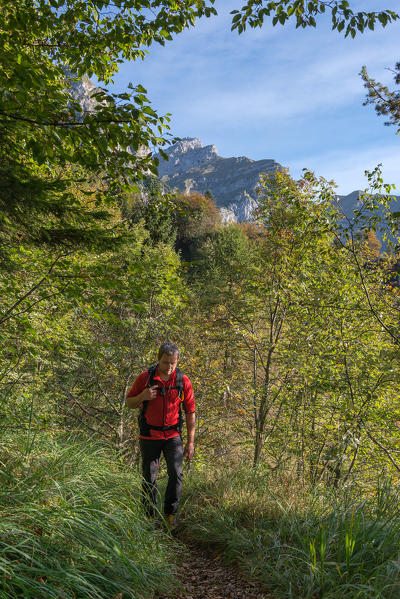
[157,539,273,599]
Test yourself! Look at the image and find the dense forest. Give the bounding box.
[2,1,400,598]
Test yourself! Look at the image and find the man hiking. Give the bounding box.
[126,342,195,530]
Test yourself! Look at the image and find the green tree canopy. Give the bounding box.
[0,0,217,246]
[231,0,398,38]
[361,62,400,133]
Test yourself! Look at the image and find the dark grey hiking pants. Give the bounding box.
[140,436,183,517]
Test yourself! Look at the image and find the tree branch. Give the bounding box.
[365,428,400,473]
[0,109,133,128]
[0,253,71,325]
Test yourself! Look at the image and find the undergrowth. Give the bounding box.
[180,464,400,599]
[0,432,176,599]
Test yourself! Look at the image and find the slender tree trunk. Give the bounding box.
[253,346,274,466]
[253,346,261,466]
[253,298,286,467]
[117,385,129,457]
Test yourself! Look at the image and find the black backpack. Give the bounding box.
[138,364,184,437]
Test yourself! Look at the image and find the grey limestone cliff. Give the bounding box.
[336,190,400,249]
[59,75,400,235]
[336,189,400,222]
[157,137,282,222]
[158,138,400,235]
[65,69,104,115]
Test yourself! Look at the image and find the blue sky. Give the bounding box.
[109,0,399,195]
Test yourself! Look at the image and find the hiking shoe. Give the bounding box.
[165,514,178,534]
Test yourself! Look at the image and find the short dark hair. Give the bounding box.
[158,342,179,360]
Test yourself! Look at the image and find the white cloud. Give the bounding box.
[289,144,400,194]
[111,0,400,195]
[120,10,399,125]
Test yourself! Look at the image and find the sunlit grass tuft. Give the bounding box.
[0,433,176,599]
[181,465,400,598]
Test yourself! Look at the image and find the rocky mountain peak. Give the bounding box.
[157,137,281,222]
[68,75,101,113]
[171,137,204,153]
[162,137,219,175]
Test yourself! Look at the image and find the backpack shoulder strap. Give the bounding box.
[146,364,158,387]
[141,364,158,419]
[174,367,184,398]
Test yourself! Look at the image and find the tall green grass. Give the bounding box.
[180,465,400,598]
[0,433,176,599]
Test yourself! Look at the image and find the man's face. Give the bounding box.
[158,352,178,377]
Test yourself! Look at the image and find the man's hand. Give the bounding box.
[126,384,158,409]
[183,442,194,461]
[142,385,158,401]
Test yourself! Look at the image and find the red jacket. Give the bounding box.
[126,366,195,440]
